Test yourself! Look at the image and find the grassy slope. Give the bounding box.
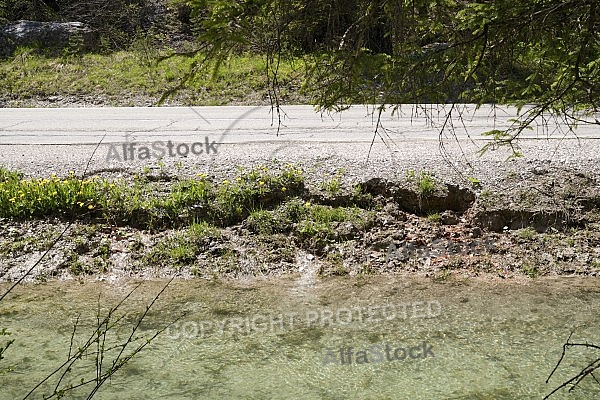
[0,49,307,106]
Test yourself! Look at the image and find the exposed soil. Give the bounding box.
[1,167,599,283]
[0,89,310,108]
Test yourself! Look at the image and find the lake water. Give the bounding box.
[1,275,599,399]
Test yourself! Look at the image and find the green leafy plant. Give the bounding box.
[427,213,442,224]
[406,169,436,197]
[522,262,539,278]
[518,227,536,240]
[467,176,482,189]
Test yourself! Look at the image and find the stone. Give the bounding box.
[470,227,482,238]
[0,20,97,57]
[440,211,459,225]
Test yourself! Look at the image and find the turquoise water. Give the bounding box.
[1,276,599,399]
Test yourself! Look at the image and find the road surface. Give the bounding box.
[0,105,598,186]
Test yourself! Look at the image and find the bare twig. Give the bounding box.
[545,332,600,399]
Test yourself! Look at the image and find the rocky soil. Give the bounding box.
[1,165,599,283]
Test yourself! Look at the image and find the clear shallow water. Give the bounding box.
[1,276,599,399]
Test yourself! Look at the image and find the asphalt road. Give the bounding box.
[0,105,599,185]
[2,104,599,144]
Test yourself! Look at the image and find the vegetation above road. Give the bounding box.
[0,49,306,107]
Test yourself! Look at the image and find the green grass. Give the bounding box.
[0,163,376,266]
[406,169,436,197]
[427,212,442,223]
[0,228,58,255]
[320,177,341,194]
[518,227,536,240]
[0,164,305,228]
[522,262,539,278]
[247,198,375,240]
[320,169,346,195]
[65,251,88,275]
[0,164,375,234]
[144,221,220,267]
[247,209,277,235]
[0,49,305,105]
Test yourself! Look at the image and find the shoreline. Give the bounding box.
[1,164,598,284]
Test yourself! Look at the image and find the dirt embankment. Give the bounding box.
[1,166,599,283]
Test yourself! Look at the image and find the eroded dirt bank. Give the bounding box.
[1,164,599,283]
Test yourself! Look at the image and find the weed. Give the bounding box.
[427,213,442,224]
[522,262,539,278]
[65,251,87,275]
[277,198,309,223]
[169,244,196,265]
[97,239,111,257]
[0,165,304,228]
[0,166,22,183]
[0,238,30,255]
[320,169,345,195]
[144,222,219,267]
[321,177,341,194]
[93,257,108,273]
[0,228,59,255]
[247,209,276,235]
[129,235,145,253]
[73,237,90,254]
[188,221,219,238]
[518,227,536,240]
[467,176,482,189]
[297,220,331,238]
[406,169,436,197]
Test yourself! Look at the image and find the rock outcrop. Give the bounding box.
[0,20,96,56]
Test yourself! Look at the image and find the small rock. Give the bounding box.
[532,166,548,175]
[470,227,482,238]
[441,211,459,225]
